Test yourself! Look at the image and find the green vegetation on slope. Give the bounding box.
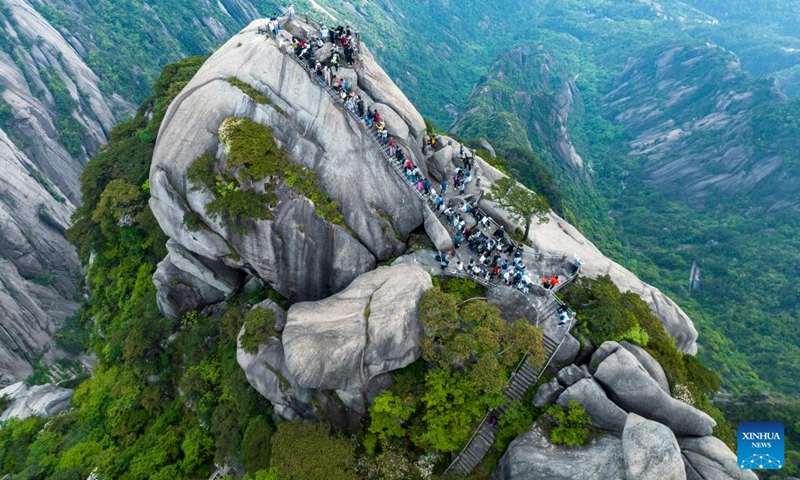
[0,57,280,480]
[187,116,346,233]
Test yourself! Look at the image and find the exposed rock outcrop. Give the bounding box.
[0,128,81,385]
[149,19,432,313]
[282,263,431,391]
[472,155,698,353]
[153,239,246,320]
[0,381,72,421]
[532,377,563,408]
[592,343,715,437]
[556,364,589,388]
[238,264,430,421]
[622,413,686,480]
[557,377,628,432]
[494,424,625,480]
[602,44,800,211]
[619,340,670,393]
[679,436,758,480]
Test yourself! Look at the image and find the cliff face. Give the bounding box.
[149,19,430,317]
[603,44,800,212]
[451,44,586,173]
[0,0,266,384]
[0,0,122,384]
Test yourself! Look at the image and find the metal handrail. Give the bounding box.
[442,327,572,477]
[442,349,531,477]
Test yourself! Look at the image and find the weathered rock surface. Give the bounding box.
[471,153,698,354]
[552,333,580,367]
[593,344,715,437]
[557,377,628,432]
[486,286,541,323]
[0,128,81,386]
[0,0,134,385]
[622,413,686,480]
[532,377,563,408]
[494,424,625,480]
[620,341,670,393]
[236,332,316,420]
[153,239,246,320]
[556,364,589,387]
[679,436,758,480]
[0,381,73,421]
[603,44,800,211]
[150,19,434,307]
[282,263,431,390]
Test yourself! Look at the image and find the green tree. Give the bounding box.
[413,368,487,452]
[546,400,592,446]
[368,391,416,440]
[489,176,550,240]
[240,416,273,472]
[271,422,358,480]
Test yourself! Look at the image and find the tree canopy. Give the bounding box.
[489,176,550,240]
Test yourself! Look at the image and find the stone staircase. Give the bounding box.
[443,333,565,477]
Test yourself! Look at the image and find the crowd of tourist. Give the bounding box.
[262,14,577,326]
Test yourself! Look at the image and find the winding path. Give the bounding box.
[261,17,582,478]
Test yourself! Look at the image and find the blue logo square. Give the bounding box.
[738,422,784,470]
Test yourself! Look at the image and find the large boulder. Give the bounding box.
[556,364,589,388]
[428,143,455,182]
[622,413,686,480]
[150,19,432,306]
[593,345,716,437]
[486,286,540,323]
[557,377,628,432]
[533,377,563,408]
[153,239,246,320]
[552,333,581,367]
[494,424,625,480]
[423,208,454,252]
[236,334,315,419]
[0,382,73,421]
[282,263,432,390]
[620,341,670,393]
[679,436,759,480]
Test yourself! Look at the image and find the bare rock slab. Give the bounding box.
[282,263,432,391]
[594,344,716,437]
[622,413,686,480]
[494,423,625,480]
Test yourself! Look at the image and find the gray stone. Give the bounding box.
[0,382,73,421]
[253,298,288,332]
[153,239,246,320]
[479,139,496,158]
[486,286,540,323]
[622,413,686,480]
[552,333,580,367]
[494,423,625,480]
[533,377,564,408]
[428,143,455,182]
[557,377,628,432]
[236,330,316,421]
[0,128,82,386]
[423,208,454,252]
[150,22,433,306]
[679,436,758,480]
[594,345,716,437]
[556,364,589,387]
[471,158,699,354]
[620,341,670,393]
[590,340,623,373]
[282,263,432,390]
